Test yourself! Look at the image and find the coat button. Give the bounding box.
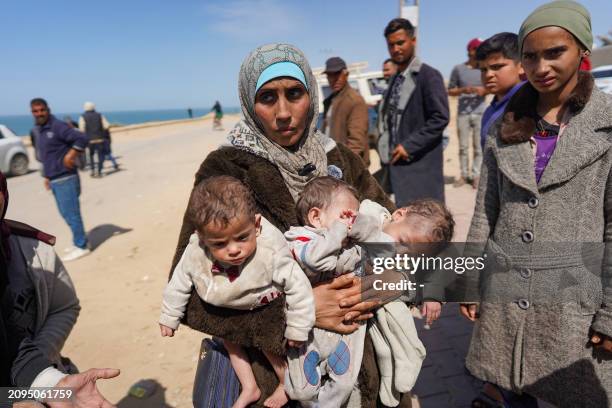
[528,197,539,208]
[518,299,530,310]
[520,268,533,279]
[521,230,534,243]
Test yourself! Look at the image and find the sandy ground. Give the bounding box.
[7,102,479,407]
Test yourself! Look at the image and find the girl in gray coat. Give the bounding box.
[461,1,612,407]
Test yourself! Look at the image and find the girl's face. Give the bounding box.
[254,78,311,147]
[521,26,583,95]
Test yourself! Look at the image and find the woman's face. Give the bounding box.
[254,78,310,147]
[521,26,582,94]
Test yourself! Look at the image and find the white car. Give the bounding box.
[0,124,29,176]
[592,65,612,95]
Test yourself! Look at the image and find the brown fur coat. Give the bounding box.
[170,143,412,407]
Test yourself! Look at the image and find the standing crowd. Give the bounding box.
[1,1,611,408]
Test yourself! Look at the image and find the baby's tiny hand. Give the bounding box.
[160,324,175,337]
[287,340,304,348]
[340,209,357,224]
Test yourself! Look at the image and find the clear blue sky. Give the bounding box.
[2,0,610,115]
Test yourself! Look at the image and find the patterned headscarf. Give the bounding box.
[226,43,335,202]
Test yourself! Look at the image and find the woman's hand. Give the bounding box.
[590,331,612,354]
[312,273,379,334]
[459,303,479,321]
[421,301,442,325]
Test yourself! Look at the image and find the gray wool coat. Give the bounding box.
[465,73,612,408]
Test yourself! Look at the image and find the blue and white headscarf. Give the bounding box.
[226,43,336,202]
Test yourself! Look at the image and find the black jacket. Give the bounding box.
[385,63,449,206]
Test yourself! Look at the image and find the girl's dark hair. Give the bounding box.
[384,18,415,38]
[296,176,359,226]
[187,176,257,230]
[476,32,519,62]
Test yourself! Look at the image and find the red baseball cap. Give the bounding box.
[467,38,483,51]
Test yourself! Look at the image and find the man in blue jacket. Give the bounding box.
[380,18,450,206]
[30,98,90,262]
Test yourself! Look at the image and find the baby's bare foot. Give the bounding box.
[232,385,261,408]
[263,384,289,408]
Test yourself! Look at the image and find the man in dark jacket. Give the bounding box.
[380,18,450,206]
[30,98,90,262]
[79,102,109,178]
[322,57,370,166]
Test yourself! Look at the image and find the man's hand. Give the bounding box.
[421,301,442,325]
[590,331,612,354]
[459,303,479,321]
[159,324,175,337]
[390,144,409,164]
[47,368,120,408]
[44,179,51,191]
[63,149,80,170]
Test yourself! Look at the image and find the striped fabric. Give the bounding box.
[193,338,240,408]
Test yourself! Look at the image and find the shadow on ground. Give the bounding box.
[116,379,173,408]
[88,224,132,250]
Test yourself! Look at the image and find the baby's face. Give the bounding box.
[312,190,359,230]
[383,210,433,246]
[199,214,260,266]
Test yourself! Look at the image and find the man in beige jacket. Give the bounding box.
[322,57,370,166]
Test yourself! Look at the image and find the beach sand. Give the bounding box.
[7,102,479,407]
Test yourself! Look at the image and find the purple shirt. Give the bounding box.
[480,81,526,149]
[534,120,560,183]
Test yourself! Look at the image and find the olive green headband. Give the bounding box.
[518,0,592,54]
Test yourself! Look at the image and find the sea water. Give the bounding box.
[0,107,240,136]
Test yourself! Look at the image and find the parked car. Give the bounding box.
[592,65,612,95]
[0,124,29,176]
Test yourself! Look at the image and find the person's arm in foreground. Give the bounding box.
[590,164,612,353]
[459,135,500,321]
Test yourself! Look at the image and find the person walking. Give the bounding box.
[380,18,450,206]
[448,38,487,189]
[322,57,370,166]
[211,100,223,130]
[30,98,90,262]
[79,102,110,178]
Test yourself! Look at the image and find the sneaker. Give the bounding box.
[63,245,77,253]
[61,247,91,262]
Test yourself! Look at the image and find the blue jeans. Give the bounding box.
[50,174,88,249]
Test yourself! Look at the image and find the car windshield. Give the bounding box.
[592,69,612,79]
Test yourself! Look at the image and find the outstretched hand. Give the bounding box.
[48,368,120,408]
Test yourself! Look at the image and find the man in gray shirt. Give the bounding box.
[448,38,487,188]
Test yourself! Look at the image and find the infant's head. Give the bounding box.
[187,176,260,266]
[384,199,454,249]
[296,176,360,229]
